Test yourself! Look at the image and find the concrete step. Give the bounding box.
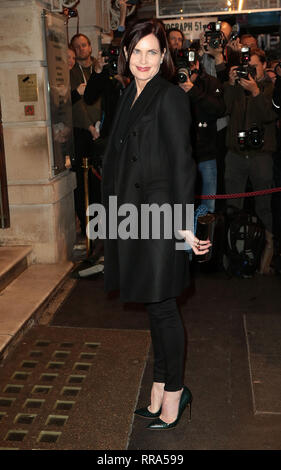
[0,261,73,361]
[0,246,32,294]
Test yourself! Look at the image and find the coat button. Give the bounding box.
[131,155,138,162]
[135,183,140,189]
[120,138,123,144]
[132,131,137,136]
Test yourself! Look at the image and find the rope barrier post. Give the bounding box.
[82,157,92,258]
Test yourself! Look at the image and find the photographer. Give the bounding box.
[175,50,225,213]
[199,21,240,204]
[224,48,278,274]
[84,50,128,144]
[166,28,185,51]
[200,21,241,81]
[84,0,129,141]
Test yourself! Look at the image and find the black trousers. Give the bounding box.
[225,150,273,232]
[145,298,185,392]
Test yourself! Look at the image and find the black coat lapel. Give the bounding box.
[103,81,135,156]
[125,73,166,136]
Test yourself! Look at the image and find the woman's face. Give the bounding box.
[128,33,165,87]
[67,48,76,70]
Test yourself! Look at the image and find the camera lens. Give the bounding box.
[177,70,188,83]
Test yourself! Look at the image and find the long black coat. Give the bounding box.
[102,73,196,303]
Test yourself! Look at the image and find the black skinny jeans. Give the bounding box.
[145,298,185,392]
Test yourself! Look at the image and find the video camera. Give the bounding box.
[237,124,264,151]
[204,21,226,50]
[101,46,120,76]
[236,46,257,80]
[173,49,198,83]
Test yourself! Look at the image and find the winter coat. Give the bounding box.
[102,73,196,303]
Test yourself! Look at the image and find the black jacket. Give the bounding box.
[187,72,226,162]
[84,67,125,139]
[224,76,278,156]
[102,74,196,303]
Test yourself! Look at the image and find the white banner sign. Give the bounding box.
[163,17,218,41]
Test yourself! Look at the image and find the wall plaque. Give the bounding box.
[18,74,38,102]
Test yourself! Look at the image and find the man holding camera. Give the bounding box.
[198,21,241,205]
[224,48,278,274]
[166,28,185,51]
[176,50,225,213]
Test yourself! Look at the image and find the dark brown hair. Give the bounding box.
[118,19,175,80]
[70,34,91,47]
[166,28,185,44]
[250,47,266,64]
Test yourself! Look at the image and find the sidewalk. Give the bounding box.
[51,267,281,450]
[0,260,280,450]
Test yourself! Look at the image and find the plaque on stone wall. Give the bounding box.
[43,10,74,175]
[18,74,38,102]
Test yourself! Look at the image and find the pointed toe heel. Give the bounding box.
[134,406,161,419]
[147,385,192,430]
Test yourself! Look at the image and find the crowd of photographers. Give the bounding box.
[67,11,281,276]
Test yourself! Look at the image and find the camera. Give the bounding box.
[237,124,264,151]
[236,46,257,80]
[204,21,226,50]
[173,49,198,83]
[102,46,120,76]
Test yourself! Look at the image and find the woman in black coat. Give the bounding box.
[102,19,211,430]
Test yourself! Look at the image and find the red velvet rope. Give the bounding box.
[196,187,281,199]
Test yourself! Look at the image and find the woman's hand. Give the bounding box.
[77,83,86,95]
[65,155,71,169]
[88,124,100,140]
[178,229,212,255]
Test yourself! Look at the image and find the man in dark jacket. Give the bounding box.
[224,48,278,274]
[177,52,226,213]
[84,54,127,145]
[69,33,102,235]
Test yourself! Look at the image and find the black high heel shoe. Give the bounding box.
[147,385,192,430]
[134,406,161,419]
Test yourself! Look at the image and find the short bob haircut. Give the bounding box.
[118,19,175,81]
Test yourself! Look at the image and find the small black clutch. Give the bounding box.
[196,213,216,262]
